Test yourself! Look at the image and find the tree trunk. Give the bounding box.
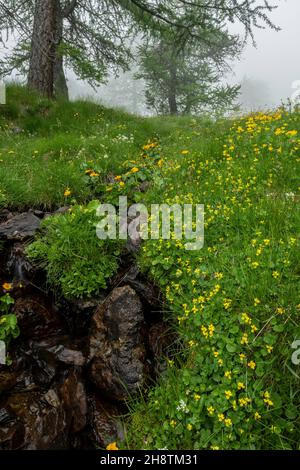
[28,0,58,98]
[168,90,178,115]
[53,3,69,99]
[168,61,178,115]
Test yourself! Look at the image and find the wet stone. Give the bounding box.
[89,285,147,401]
[0,212,41,241]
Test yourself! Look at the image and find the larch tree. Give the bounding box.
[0,1,280,98]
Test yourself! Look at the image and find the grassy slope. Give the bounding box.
[1,86,300,450]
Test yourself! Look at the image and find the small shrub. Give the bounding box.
[26,201,123,299]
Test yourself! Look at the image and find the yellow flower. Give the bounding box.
[276,307,285,315]
[264,397,274,407]
[237,382,245,391]
[208,323,215,337]
[241,313,251,324]
[223,298,232,310]
[224,371,232,379]
[254,412,262,420]
[119,181,125,188]
[272,271,280,279]
[241,333,249,345]
[248,361,256,370]
[64,188,72,197]
[194,394,201,401]
[218,413,225,422]
[170,420,176,428]
[181,150,189,155]
[254,298,261,306]
[207,406,215,415]
[286,130,297,137]
[225,390,233,400]
[187,424,193,431]
[224,418,232,427]
[251,261,260,269]
[2,282,13,291]
[114,175,122,181]
[266,345,273,353]
[106,442,118,451]
[131,167,139,173]
[239,397,251,407]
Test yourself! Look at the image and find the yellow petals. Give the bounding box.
[106,442,119,451]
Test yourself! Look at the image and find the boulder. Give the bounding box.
[0,369,87,450]
[89,285,147,401]
[88,394,124,448]
[0,212,40,241]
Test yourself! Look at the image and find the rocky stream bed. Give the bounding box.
[0,210,174,449]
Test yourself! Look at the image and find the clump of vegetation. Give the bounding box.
[0,293,19,362]
[26,201,123,299]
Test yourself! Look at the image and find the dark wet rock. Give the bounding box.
[89,285,147,401]
[112,264,160,308]
[0,391,67,449]
[58,369,87,434]
[0,209,14,223]
[54,206,70,215]
[88,395,124,448]
[29,336,86,368]
[0,420,25,450]
[123,264,160,308]
[125,236,142,254]
[0,369,87,450]
[0,212,40,241]
[44,206,70,220]
[0,369,18,392]
[63,296,105,336]
[33,210,44,218]
[13,296,65,340]
[55,346,85,367]
[6,242,35,283]
[29,347,58,386]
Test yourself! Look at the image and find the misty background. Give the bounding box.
[1,0,300,115]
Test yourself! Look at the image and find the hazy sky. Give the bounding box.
[230,0,300,106]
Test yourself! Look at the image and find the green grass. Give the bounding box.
[0,85,162,209]
[1,85,300,449]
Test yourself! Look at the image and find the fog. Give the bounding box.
[230,0,300,111]
[66,0,300,113]
[1,0,300,114]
